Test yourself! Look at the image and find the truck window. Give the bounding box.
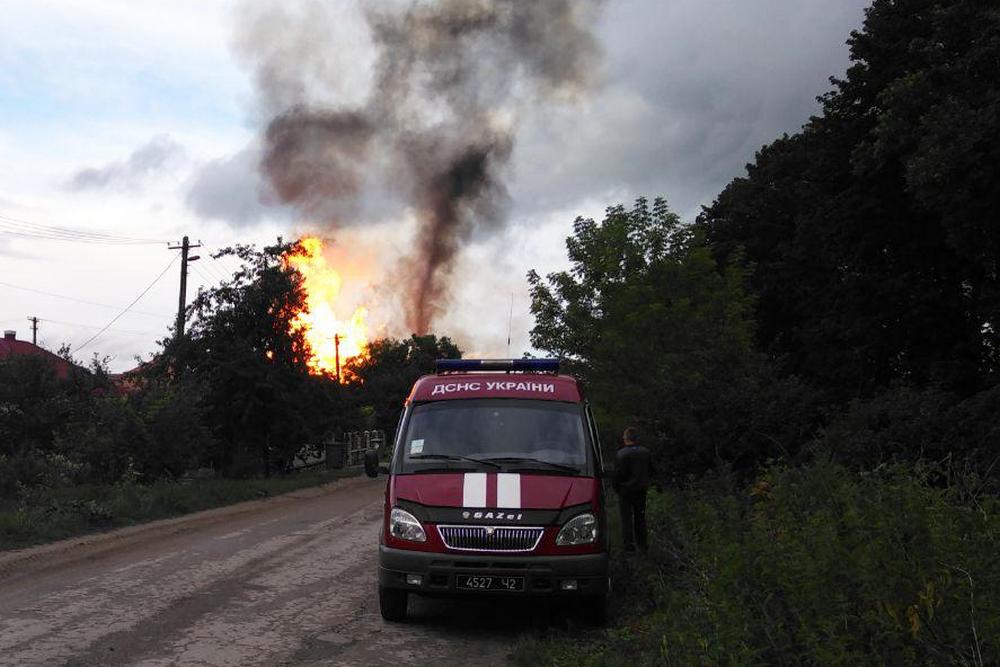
[398,399,591,474]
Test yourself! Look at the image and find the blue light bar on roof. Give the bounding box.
[435,358,560,374]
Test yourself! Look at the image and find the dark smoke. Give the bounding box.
[245,0,603,333]
[263,107,374,213]
[405,135,513,330]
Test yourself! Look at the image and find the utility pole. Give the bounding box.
[506,293,513,353]
[168,236,201,341]
[27,316,39,345]
[334,333,341,381]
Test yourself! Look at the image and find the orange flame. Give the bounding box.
[283,237,369,380]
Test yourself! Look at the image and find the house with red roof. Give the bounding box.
[0,329,75,380]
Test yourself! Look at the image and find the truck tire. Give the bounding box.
[379,586,408,622]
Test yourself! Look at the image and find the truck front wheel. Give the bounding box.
[379,586,408,622]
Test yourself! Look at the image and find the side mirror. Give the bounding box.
[364,450,380,478]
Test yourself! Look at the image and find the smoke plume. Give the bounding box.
[239,0,603,333]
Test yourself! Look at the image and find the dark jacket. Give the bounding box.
[613,444,655,495]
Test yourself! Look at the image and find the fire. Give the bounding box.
[283,237,369,380]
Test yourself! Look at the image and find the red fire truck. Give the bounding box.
[365,358,609,623]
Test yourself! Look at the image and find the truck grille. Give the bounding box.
[437,525,544,552]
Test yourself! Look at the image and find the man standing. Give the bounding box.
[613,426,655,553]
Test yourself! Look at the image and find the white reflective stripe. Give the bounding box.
[496,473,521,508]
[463,472,487,507]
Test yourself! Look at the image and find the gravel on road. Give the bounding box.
[0,476,531,667]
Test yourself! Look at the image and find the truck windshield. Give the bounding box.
[397,399,590,475]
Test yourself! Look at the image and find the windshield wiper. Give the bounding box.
[410,454,501,469]
[481,457,580,474]
[405,466,480,474]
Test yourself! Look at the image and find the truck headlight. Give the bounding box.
[389,507,426,542]
[555,512,598,546]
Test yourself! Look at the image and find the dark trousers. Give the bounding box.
[618,489,648,552]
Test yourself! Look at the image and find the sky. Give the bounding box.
[0,0,871,371]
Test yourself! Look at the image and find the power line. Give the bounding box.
[76,253,180,353]
[37,317,151,336]
[190,264,217,287]
[206,245,240,278]
[206,250,235,281]
[0,214,168,245]
[196,246,230,282]
[0,224,164,245]
[0,213,168,243]
[0,280,170,318]
[218,254,240,277]
[192,258,223,284]
[207,259,231,282]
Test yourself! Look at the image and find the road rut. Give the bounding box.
[0,477,528,666]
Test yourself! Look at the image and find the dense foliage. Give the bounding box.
[516,461,999,666]
[529,198,823,476]
[525,2,1000,663]
[1,240,456,539]
[699,0,1000,399]
[530,0,1000,480]
[345,334,461,433]
[0,355,103,496]
[0,353,205,492]
[167,242,343,477]
[0,466,354,551]
[4,4,999,661]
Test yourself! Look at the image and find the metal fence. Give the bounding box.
[344,430,386,466]
[290,430,386,471]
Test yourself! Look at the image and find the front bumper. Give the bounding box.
[378,545,609,597]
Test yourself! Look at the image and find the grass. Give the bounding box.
[0,466,359,552]
[512,461,1000,666]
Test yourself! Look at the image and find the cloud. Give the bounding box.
[4,0,874,364]
[195,0,869,234]
[507,0,871,221]
[184,145,286,227]
[65,134,186,191]
[181,0,870,342]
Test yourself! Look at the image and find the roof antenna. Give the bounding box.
[507,292,514,354]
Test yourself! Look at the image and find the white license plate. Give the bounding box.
[455,575,524,591]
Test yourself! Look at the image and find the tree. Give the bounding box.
[346,334,461,433]
[171,241,344,476]
[0,356,73,495]
[700,0,1000,399]
[528,198,809,475]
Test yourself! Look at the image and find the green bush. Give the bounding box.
[516,460,999,666]
[822,385,1000,481]
[0,466,355,551]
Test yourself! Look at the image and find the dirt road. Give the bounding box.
[0,476,530,666]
